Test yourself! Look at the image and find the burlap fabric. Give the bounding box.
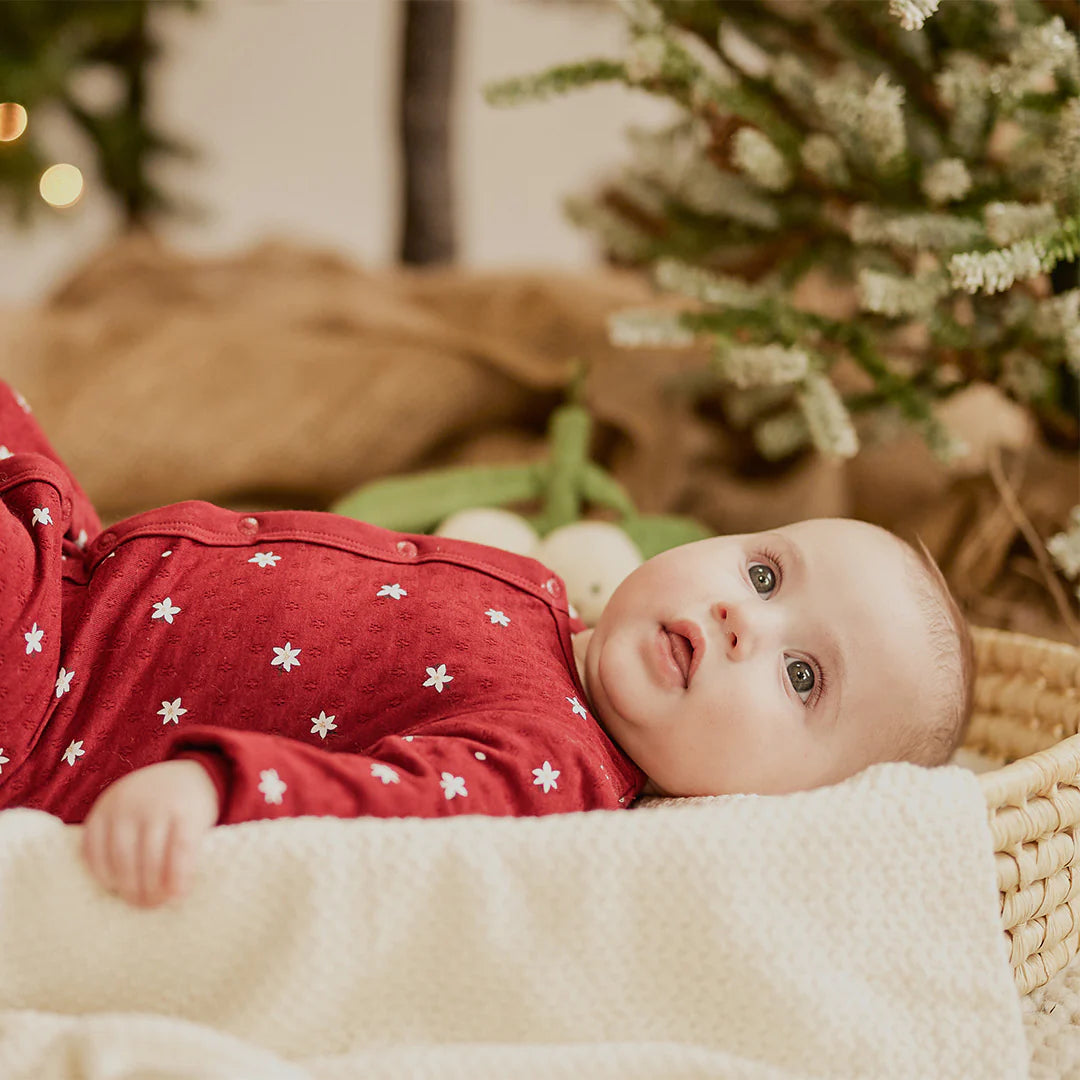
[0,231,1074,645]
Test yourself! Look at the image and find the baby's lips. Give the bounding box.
[665,619,705,687]
[665,631,693,686]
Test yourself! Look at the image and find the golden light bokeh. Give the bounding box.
[0,103,28,142]
[40,163,84,209]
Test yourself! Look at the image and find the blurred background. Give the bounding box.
[1,0,1077,648]
[1,0,679,302]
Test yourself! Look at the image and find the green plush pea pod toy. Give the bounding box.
[329,361,712,574]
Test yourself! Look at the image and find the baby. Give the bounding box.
[0,380,974,910]
[578,517,976,799]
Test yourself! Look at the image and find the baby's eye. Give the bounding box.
[786,658,815,703]
[748,562,776,596]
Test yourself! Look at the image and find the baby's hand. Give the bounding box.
[81,759,220,908]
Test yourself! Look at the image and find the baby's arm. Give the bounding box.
[81,713,630,908]
[0,380,102,547]
[155,715,627,825]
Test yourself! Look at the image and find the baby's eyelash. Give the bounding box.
[755,545,786,588]
[804,656,828,708]
[752,546,828,708]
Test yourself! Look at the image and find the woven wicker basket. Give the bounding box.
[972,625,1080,995]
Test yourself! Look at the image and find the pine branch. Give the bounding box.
[483,59,628,106]
[824,2,955,141]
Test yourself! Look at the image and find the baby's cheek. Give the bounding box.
[696,700,789,786]
[647,710,726,795]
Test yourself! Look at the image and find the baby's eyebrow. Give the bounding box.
[768,532,846,727]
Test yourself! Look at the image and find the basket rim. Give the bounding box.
[971,625,1080,809]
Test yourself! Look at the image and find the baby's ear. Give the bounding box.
[533,522,642,626]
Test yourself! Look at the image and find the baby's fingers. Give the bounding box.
[81,813,113,894]
[106,816,141,904]
[160,820,198,903]
[136,818,172,907]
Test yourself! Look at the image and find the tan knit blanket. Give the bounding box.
[0,762,1027,1079]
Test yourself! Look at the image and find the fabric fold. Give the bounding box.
[0,761,1027,1079]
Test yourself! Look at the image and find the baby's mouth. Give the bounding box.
[665,630,693,687]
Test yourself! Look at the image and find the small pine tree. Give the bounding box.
[0,0,205,228]
[484,0,1080,469]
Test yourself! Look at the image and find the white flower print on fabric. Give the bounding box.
[272,642,301,672]
[310,710,337,739]
[485,609,510,627]
[371,763,400,785]
[158,698,188,725]
[152,597,181,624]
[533,761,560,793]
[62,740,84,766]
[75,529,88,549]
[24,622,43,655]
[377,583,407,600]
[161,550,172,558]
[440,772,468,800]
[567,696,588,719]
[55,667,74,698]
[31,507,52,526]
[259,769,287,804]
[403,735,414,742]
[0,446,12,460]
[474,751,487,760]
[248,551,281,568]
[423,664,453,692]
[14,390,30,413]
[0,749,10,775]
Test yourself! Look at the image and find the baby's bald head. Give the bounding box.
[887,532,976,768]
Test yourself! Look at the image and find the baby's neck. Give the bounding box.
[570,629,593,703]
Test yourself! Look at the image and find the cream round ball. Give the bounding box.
[534,520,643,626]
[434,507,541,557]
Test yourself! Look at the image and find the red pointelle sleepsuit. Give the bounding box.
[0,380,647,825]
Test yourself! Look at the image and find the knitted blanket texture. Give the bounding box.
[0,761,1027,1079]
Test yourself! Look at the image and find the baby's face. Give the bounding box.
[578,517,938,797]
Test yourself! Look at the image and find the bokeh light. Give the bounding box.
[40,163,84,208]
[0,103,28,142]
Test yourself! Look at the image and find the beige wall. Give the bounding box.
[1,0,677,305]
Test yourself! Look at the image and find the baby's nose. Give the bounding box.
[714,605,738,650]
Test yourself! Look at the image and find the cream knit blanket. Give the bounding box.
[0,761,1027,1079]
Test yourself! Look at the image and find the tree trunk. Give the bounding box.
[398,0,457,264]
[1044,257,1079,450]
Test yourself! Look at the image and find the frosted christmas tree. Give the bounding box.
[484,0,1079,470]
